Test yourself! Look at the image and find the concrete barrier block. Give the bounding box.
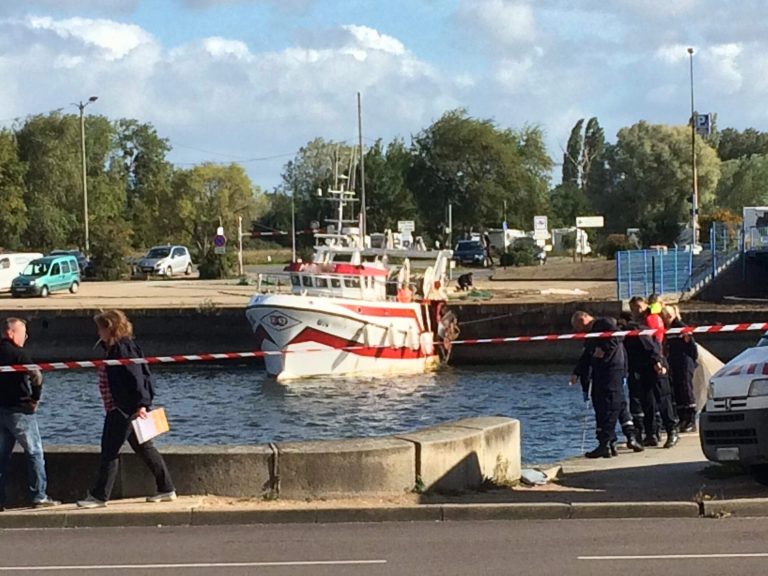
[0,512,67,529]
[119,445,274,499]
[65,510,192,528]
[7,445,102,506]
[276,437,415,499]
[396,425,484,492]
[703,498,768,518]
[451,417,521,484]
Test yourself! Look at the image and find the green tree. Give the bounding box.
[362,138,417,232]
[550,182,589,228]
[407,109,552,241]
[562,119,584,185]
[0,130,28,249]
[116,119,174,249]
[607,121,721,244]
[715,155,768,211]
[717,128,768,161]
[172,163,260,278]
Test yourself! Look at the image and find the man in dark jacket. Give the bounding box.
[570,311,630,458]
[0,318,60,510]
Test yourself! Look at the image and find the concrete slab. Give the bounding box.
[570,501,701,519]
[275,437,415,499]
[451,417,521,483]
[703,498,768,518]
[442,502,570,521]
[315,506,443,523]
[64,510,193,528]
[192,508,318,525]
[396,425,484,493]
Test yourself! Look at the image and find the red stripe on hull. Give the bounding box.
[288,327,426,359]
[337,304,419,320]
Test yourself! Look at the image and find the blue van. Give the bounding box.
[11,255,81,298]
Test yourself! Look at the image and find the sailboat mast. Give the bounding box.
[357,91,366,238]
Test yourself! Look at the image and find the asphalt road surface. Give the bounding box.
[2,518,768,575]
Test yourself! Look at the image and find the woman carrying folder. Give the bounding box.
[77,310,176,508]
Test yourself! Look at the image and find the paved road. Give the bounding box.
[2,518,768,575]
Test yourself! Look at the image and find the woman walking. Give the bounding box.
[77,310,175,508]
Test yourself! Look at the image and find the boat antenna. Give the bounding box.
[357,91,366,238]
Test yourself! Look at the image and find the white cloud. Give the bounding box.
[457,0,536,48]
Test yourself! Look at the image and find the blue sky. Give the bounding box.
[1,0,767,190]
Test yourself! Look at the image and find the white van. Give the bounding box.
[0,253,44,292]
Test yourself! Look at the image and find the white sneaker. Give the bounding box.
[76,494,107,509]
[146,491,177,503]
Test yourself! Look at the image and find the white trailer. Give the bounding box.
[0,253,43,292]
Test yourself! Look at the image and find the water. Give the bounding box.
[35,364,589,465]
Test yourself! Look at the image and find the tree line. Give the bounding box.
[1,108,765,277]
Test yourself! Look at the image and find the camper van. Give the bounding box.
[0,253,43,292]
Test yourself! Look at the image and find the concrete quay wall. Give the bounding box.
[4,417,521,505]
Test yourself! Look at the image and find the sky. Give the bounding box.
[1,0,766,191]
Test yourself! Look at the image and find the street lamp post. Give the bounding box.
[76,96,98,254]
[687,48,699,251]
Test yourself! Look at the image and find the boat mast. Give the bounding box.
[357,91,366,238]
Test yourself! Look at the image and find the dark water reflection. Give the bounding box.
[36,364,589,464]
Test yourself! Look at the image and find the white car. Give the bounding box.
[136,245,193,277]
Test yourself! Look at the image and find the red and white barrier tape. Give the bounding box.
[0,321,765,373]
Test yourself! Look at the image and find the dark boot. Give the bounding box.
[585,443,612,459]
[609,441,618,457]
[664,429,679,449]
[643,434,659,447]
[680,408,696,433]
[626,434,645,453]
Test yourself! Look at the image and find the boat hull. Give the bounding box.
[246,294,441,381]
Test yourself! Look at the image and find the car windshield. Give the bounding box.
[22,261,49,277]
[758,332,768,347]
[456,241,483,251]
[147,248,171,259]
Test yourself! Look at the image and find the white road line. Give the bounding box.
[0,559,387,571]
[580,553,768,561]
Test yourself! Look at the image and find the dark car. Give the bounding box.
[48,250,89,274]
[453,240,486,266]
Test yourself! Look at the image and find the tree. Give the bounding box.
[407,109,551,242]
[715,155,768,211]
[550,182,589,228]
[115,119,174,249]
[717,128,768,161]
[171,163,260,278]
[0,130,28,249]
[607,121,721,245]
[582,117,607,198]
[562,119,584,185]
[362,139,417,232]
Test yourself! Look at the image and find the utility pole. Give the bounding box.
[76,96,98,254]
[291,193,297,263]
[688,47,699,251]
[357,92,366,238]
[238,216,244,276]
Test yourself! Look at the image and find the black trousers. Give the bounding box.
[642,372,679,438]
[90,409,175,502]
[627,371,646,434]
[591,371,624,445]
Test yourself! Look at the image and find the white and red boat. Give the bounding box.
[245,189,457,381]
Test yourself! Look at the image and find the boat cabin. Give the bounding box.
[285,261,394,301]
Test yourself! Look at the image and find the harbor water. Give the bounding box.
[37,364,589,465]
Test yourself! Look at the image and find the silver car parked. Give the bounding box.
[136,245,193,277]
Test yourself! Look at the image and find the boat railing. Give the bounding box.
[251,270,420,301]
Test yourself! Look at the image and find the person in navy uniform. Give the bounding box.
[570,311,631,458]
[661,305,698,433]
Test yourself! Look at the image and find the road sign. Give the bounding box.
[397,220,415,233]
[214,245,226,255]
[214,234,226,247]
[533,215,548,233]
[576,216,604,228]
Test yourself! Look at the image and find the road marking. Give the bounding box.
[0,560,387,571]
[580,553,768,561]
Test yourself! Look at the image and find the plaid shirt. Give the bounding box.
[97,366,116,413]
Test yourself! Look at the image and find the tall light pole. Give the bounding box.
[76,95,98,254]
[687,48,699,250]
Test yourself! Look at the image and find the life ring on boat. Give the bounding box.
[397,287,413,303]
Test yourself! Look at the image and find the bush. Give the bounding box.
[601,234,633,260]
[88,220,131,280]
[500,242,537,267]
[197,249,238,279]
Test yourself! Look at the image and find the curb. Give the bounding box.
[0,499,754,529]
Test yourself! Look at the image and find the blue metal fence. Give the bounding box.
[615,222,739,300]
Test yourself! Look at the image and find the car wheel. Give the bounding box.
[185,263,192,276]
[69,281,79,294]
[166,266,173,278]
[40,286,49,298]
[11,293,20,298]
